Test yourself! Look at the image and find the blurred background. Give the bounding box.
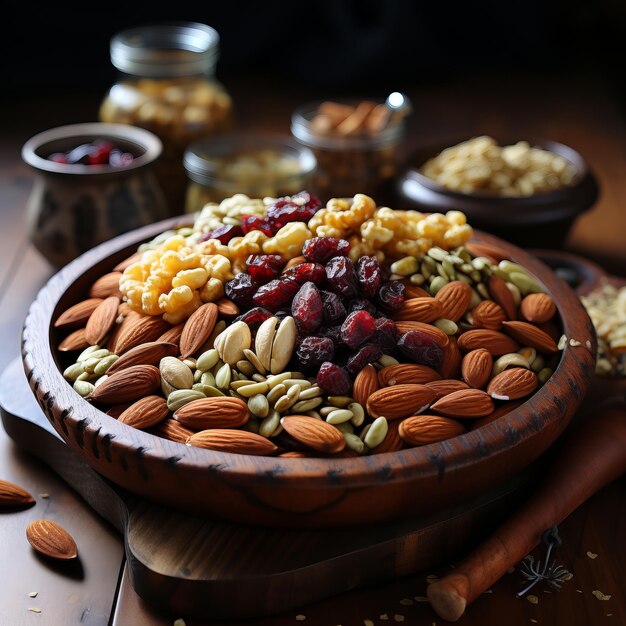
[1,1,625,272]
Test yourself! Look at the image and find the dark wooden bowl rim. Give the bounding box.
[22,215,597,490]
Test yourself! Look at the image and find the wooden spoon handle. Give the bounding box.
[427,406,626,622]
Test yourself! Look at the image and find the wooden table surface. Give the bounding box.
[1,72,625,625]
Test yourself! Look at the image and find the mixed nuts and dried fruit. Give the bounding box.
[420,135,577,196]
[55,191,565,458]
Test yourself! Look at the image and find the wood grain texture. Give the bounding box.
[20,218,597,528]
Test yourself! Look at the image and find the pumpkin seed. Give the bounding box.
[73,380,95,397]
[328,395,353,408]
[434,319,458,335]
[248,394,270,418]
[348,402,365,427]
[243,348,266,375]
[364,416,388,448]
[215,362,231,389]
[326,409,353,425]
[94,354,119,377]
[266,383,287,404]
[196,349,219,372]
[379,354,400,367]
[291,398,323,412]
[167,389,205,411]
[343,432,365,454]
[259,410,280,437]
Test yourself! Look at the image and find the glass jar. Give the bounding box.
[290,99,406,205]
[183,133,317,213]
[99,22,233,215]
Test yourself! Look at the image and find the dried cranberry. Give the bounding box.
[282,262,326,285]
[265,191,322,231]
[291,282,323,336]
[398,331,444,370]
[377,280,406,312]
[346,343,383,376]
[317,362,352,395]
[235,307,274,330]
[356,256,384,299]
[109,150,134,167]
[325,256,358,298]
[318,325,343,345]
[241,215,273,237]
[302,237,351,264]
[202,224,244,245]
[48,152,69,164]
[252,278,300,311]
[246,254,284,283]
[320,291,347,325]
[348,298,377,316]
[340,310,377,349]
[296,336,335,371]
[373,317,398,352]
[86,140,113,165]
[224,273,259,308]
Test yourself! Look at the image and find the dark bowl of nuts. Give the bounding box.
[22,122,169,268]
[395,136,600,249]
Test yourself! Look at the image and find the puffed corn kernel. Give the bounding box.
[263,222,313,259]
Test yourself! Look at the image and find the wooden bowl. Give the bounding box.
[21,217,597,528]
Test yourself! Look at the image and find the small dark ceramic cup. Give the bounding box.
[395,138,599,249]
[22,123,169,267]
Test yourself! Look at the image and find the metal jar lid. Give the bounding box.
[110,22,219,78]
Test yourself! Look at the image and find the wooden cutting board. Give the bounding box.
[0,250,620,621]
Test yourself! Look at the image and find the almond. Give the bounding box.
[425,379,470,400]
[58,328,89,352]
[520,293,557,323]
[117,395,169,430]
[187,429,278,456]
[174,397,249,429]
[112,315,171,355]
[84,296,120,345]
[399,414,466,446]
[281,415,346,454]
[0,479,35,508]
[440,336,462,379]
[472,300,506,330]
[487,367,538,400]
[465,241,508,263]
[401,283,431,299]
[371,420,405,453]
[367,384,436,421]
[392,297,443,323]
[157,322,185,345]
[107,341,180,374]
[353,364,380,408]
[179,303,219,359]
[112,251,143,272]
[435,281,473,322]
[461,349,493,389]
[457,329,520,356]
[215,297,240,317]
[488,274,517,320]
[430,388,494,418]
[378,364,441,387]
[278,450,312,458]
[471,399,524,429]
[150,418,195,444]
[54,298,103,329]
[536,319,562,344]
[26,519,78,560]
[394,321,449,349]
[283,255,306,271]
[89,364,161,404]
[501,320,558,353]
[89,272,123,299]
[105,404,132,419]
